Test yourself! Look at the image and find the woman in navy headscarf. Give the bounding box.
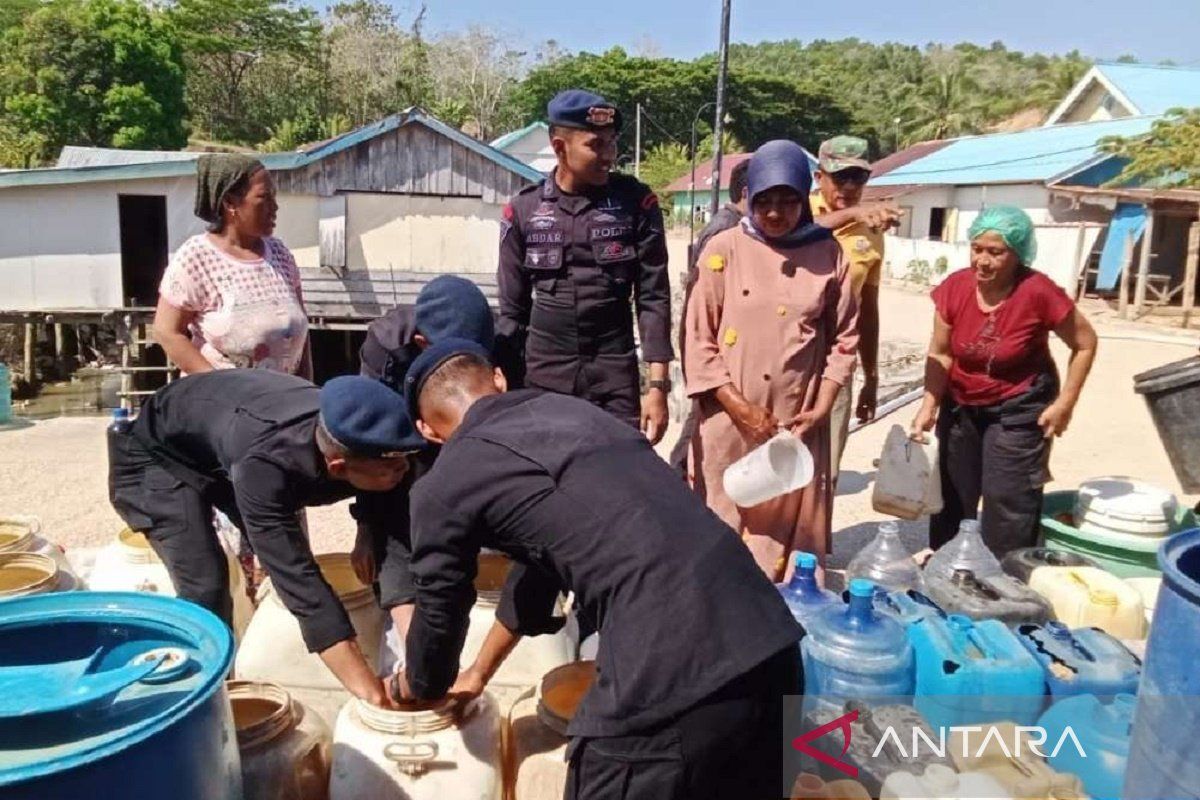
[683,140,860,580]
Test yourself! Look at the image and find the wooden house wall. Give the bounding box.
[274,122,531,202]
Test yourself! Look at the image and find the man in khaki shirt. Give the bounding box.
[811,135,886,482]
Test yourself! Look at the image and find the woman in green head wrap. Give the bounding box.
[911,205,1098,556]
[153,153,311,378]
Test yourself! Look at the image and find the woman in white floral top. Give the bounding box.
[154,154,311,379]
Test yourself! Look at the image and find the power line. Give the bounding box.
[636,107,687,146]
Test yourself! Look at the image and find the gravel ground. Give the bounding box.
[3,284,1195,567]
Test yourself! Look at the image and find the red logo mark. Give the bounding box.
[791,709,859,778]
[641,192,660,210]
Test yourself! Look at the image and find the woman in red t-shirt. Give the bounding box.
[911,206,1098,555]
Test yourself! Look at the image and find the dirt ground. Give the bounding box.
[2,283,1196,568]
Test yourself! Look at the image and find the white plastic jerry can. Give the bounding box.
[330,695,501,800]
[88,527,252,638]
[1028,566,1146,639]
[872,425,943,521]
[236,552,386,728]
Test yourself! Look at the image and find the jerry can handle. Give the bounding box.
[384,741,440,777]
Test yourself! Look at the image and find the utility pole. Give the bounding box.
[635,102,642,179]
[710,0,732,217]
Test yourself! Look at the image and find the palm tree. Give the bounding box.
[1031,53,1091,112]
[906,62,985,142]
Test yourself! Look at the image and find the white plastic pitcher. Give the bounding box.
[723,430,813,508]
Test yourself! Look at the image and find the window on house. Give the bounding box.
[928,207,947,240]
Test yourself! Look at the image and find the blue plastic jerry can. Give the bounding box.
[1040,693,1135,800]
[909,614,1045,731]
[1014,621,1141,699]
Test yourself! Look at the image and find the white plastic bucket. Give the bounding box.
[723,430,813,508]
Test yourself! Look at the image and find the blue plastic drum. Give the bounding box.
[1125,528,1200,800]
[0,592,241,799]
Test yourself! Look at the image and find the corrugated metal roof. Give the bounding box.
[56,146,198,168]
[1096,63,1200,117]
[490,121,548,151]
[870,116,1156,187]
[869,140,951,178]
[0,108,543,190]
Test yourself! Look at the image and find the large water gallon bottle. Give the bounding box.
[779,551,839,628]
[949,721,1084,799]
[228,680,331,800]
[880,764,1010,800]
[1028,566,1147,639]
[1039,693,1134,800]
[802,579,914,707]
[801,702,956,795]
[909,614,1044,731]
[923,567,1053,624]
[847,522,924,592]
[1013,621,1141,698]
[925,519,1003,582]
[329,696,501,800]
[1124,528,1200,800]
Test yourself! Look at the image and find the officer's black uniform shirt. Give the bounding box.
[496,170,673,392]
[131,370,357,652]
[405,390,802,737]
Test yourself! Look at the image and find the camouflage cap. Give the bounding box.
[818,135,871,174]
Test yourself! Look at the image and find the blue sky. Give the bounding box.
[317,0,1200,65]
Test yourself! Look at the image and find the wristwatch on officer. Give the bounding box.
[647,378,672,393]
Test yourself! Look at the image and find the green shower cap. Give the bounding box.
[968,205,1038,265]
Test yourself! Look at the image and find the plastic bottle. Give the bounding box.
[848,522,924,592]
[779,552,838,627]
[802,579,914,706]
[109,407,132,434]
[925,519,1004,582]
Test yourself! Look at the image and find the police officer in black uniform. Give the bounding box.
[496,90,672,443]
[394,339,804,800]
[108,370,423,709]
[352,274,497,649]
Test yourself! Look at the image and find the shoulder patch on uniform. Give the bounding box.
[641,192,659,211]
[706,254,726,272]
[502,203,514,221]
[854,236,870,253]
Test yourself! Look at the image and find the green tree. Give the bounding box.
[0,0,39,32]
[167,0,321,143]
[1101,108,1200,188]
[905,54,985,141]
[0,0,187,166]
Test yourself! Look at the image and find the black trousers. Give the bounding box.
[108,429,235,627]
[565,646,800,800]
[929,377,1055,556]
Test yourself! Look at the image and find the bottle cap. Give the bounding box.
[794,552,817,571]
[848,578,874,599]
[879,520,900,535]
[112,408,130,420]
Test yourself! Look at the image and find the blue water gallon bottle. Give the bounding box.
[778,552,838,628]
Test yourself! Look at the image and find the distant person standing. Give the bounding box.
[811,136,887,480]
[496,90,672,443]
[154,154,311,379]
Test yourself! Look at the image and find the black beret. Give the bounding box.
[319,376,424,457]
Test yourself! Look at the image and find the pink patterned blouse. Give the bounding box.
[159,234,309,375]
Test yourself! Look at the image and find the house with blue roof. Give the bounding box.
[1046,63,1200,126]
[868,63,1200,306]
[0,108,541,321]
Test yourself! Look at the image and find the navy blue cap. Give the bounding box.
[547,90,622,131]
[319,376,425,457]
[404,337,492,423]
[415,275,495,349]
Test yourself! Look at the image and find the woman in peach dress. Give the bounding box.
[684,140,859,580]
